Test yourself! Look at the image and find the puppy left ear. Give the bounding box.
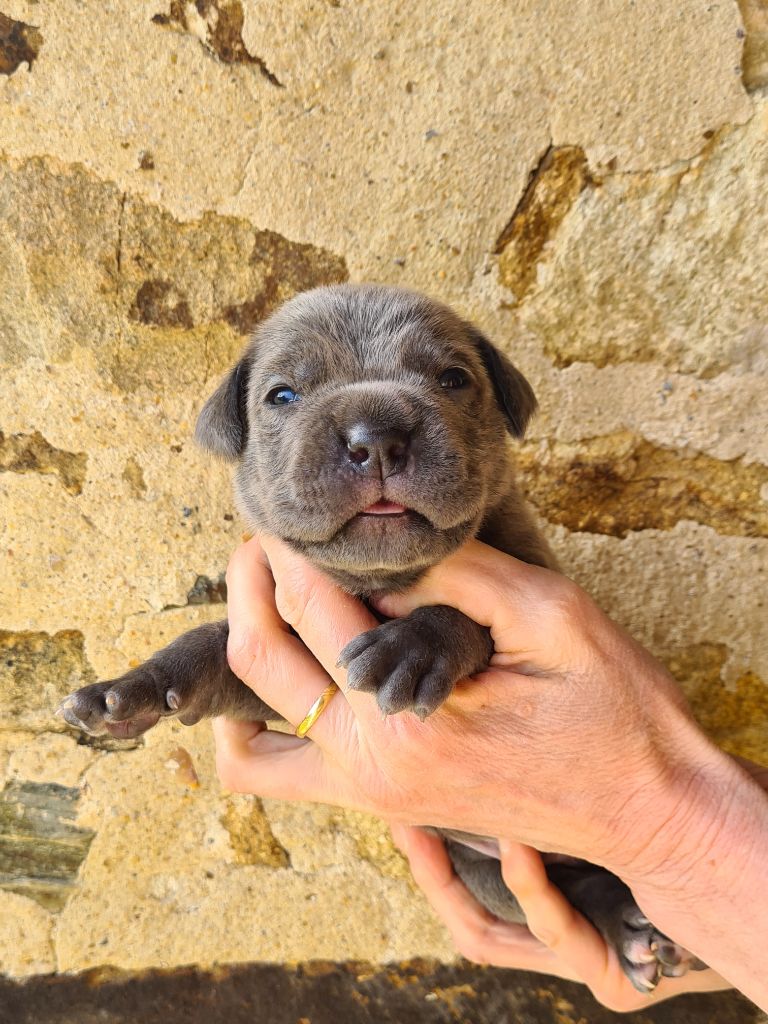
[195,358,251,460]
[469,327,537,438]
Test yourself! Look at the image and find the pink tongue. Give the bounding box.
[362,501,407,515]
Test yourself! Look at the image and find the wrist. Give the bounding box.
[603,717,768,932]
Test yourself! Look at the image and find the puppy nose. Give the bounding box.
[344,424,410,478]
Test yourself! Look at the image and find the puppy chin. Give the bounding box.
[299,512,478,576]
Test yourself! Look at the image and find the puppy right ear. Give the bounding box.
[469,327,537,439]
[195,359,250,460]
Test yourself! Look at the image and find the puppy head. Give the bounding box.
[196,284,536,593]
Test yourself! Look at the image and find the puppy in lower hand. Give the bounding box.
[59,283,704,992]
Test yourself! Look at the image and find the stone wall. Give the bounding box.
[1,0,766,989]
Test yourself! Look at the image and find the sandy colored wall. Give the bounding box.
[0,0,766,981]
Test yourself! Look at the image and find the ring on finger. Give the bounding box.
[295,682,339,738]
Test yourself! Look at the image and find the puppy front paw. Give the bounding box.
[57,668,201,740]
[338,606,493,719]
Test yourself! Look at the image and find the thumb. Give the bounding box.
[373,539,562,651]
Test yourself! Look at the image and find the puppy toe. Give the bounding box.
[412,664,452,719]
[338,630,379,669]
[376,661,427,716]
[103,714,161,739]
[103,675,162,721]
[56,697,107,736]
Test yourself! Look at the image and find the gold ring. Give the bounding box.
[295,682,339,738]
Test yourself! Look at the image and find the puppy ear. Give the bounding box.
[195,358,250,460]
[470,328,537,439]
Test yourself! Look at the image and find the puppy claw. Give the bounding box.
[166,689,182,711]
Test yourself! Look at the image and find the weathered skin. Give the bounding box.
[58,284,703,992]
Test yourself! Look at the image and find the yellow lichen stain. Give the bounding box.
[111,321,243,394]
[535,987,587,1024]
[221,796,289,868]
[518,431,768,538]
[330,808,411,880]
[664,644,768,762]
[496,146,591,305]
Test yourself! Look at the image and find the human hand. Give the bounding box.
[389,825,732,1013]
[214,535,768,1007]
[214,534,731,883]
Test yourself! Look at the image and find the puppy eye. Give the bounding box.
[439,367,469,389]
[266,385,301,405]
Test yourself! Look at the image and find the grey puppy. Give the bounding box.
[59,284,702,992]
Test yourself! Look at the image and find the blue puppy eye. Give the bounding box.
[267,386,300,405]
[439,367,468,389]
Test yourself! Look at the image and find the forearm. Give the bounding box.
[610,728,768,1010]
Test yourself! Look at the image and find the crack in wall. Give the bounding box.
[494,145,591,306]
[151,1,284,87]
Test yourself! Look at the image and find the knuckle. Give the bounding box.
[545,577,589,628]
[227,626,264,683]
[273,566,319,634]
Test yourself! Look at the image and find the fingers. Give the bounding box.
[497,843,731,1009]
[213,717,351,804]
[499,841,615,975]
[372,540,573,662]
[259,535,383,721]
[391,825,576,977]
[225,536,353,743]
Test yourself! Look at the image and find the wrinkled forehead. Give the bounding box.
[251,287,478,383]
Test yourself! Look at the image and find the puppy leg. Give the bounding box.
[58,620,282,739]
[448,842,705,993]
[545,862,707,992]
[339,606,493,719]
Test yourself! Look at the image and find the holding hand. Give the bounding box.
[214,535,768,1011]
[390,826,731,1012]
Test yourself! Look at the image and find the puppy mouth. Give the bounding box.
[357,501,409,517]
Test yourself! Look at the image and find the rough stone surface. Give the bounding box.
[0,780,95,911]
[0,3,765,1019]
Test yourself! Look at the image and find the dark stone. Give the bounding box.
[222,231,348,335]
[0,12,42,76]
[0,630,96,728]
[129,280,194,329]
[0,431,87,495]
[0,960,757,1024]
[0,781,95,912]
[186,573,227,605]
